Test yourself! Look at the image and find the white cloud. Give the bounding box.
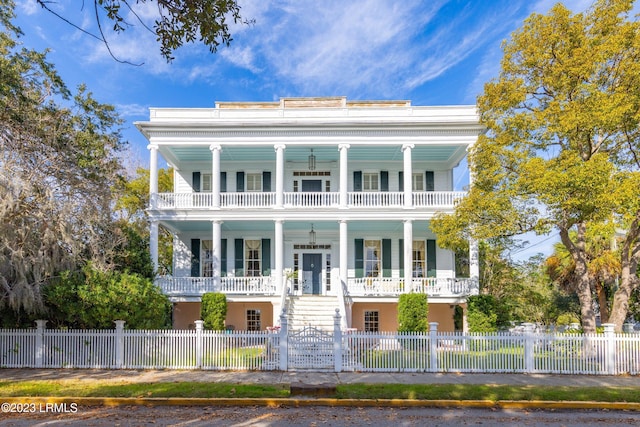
[116,103,149,118]
[18,0,39,15]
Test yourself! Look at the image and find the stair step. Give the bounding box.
[287,296,339,331]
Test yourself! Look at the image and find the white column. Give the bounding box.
[148,144,159,208]
[275,145,286,208]
[210,144,222,208]
[150,220,159,274]
[212,220,222,286]
[403,219,413,292]
[339,144,350,208]
[469,239,479,281]
[402,144,414,208]
[339,219,349,328]
[275,219,284,293]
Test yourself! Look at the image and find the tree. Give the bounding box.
[0,1,127,313]
[35,0,252,63]
[431,0,640,332]
[201,293,227,330]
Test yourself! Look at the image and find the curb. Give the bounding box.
[3,397,640,411]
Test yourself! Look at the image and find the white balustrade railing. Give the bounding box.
[413,191,466,207]
[156,276,275,296]
[348,192,404,207]
[283,192,340,207]
[151,191,466,209]
[220,192,275,207]
[346,277,477,297]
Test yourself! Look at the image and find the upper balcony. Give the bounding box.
[151,191,465,210]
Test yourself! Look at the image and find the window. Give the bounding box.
[364,311,379,332]
[202,240,213,277]
[363,173,379,191]
[202,174,212,192]
[365,240,381,277]
[412,173,423,191]
[245,240,261,277]
[247,309,261,331]
[246,173,262,192]
[413,240,425,277]
[325,180,331,192]
[293,180,299,192]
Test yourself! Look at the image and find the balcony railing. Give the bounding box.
[156,276,478,298]
[346,277,478,297]
[151,191,465,210]
[156,276,276,296]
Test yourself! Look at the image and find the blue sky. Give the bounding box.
[13,0,605,260]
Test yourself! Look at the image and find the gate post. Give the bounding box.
[195,320,204,369]
[34,320,47,368]
[603,323,616,375]
[429,322,438,372]
[523,323,535,373]
[334,309,343,372]
[114,320,125,369]
[279,310,288,371]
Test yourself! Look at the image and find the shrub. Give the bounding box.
[398,293,428,333]
[466,295,511,332]
[201,293,227,330]
[556,312,580,327]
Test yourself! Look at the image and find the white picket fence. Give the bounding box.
[2,319,640,374]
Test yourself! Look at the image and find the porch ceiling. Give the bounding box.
[161,145,466,167]
[160,219,432,234]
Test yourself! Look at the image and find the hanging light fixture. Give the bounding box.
[308,148,316,170]
[309,223,316,245]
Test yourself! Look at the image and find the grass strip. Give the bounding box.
[1,381,640,403]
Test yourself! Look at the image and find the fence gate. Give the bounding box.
[287,326,334,371]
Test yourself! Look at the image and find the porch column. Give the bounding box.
[339,144,350,208]
[148,144,159,207]
[469,239,479,288]
[275,219,284,294]
[402,144,414,208]
[403,219,413,292]
[339,219,349,328]
[275,145,286,208]
[150,220,159,274]
[210,144,222,209]
[212,220,222,287]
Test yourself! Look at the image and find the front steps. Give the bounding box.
[287,295,339,331]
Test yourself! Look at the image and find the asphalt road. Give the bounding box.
[2,405,640,427]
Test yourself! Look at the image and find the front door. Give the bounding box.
[302,253,322,295]
[301,179,322,192]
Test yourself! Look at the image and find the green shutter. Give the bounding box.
[355,238,364,278]
[221,239,227,276]
[236,171,244,192]
[425,171,435,191]
[399,239,404,276]
[220,172,227,193]
[234,238,244,276]
[398,171,404,191]
[263,172,271,192]
[261,238,271,276]
[192,172,201,192]
[382,238,391,277]
[191,238,200,277]
[353,171,362,192]
[380,171,389,192]
[427,239,437,277]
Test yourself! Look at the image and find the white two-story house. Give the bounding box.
[136,97,481,332]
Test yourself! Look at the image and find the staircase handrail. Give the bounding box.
[278,271,291,326]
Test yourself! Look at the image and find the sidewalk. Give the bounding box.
[1,368,638,388]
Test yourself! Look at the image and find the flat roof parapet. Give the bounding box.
[215,97,411,109]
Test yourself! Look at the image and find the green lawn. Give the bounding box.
[1,380,640,403]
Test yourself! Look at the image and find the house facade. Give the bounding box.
[136,97,482,332]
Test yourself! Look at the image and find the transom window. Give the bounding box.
[412,173,424,191]
[364,240,381,277]
[247,309,261,331]
[363,173,379,191]
[246,173,262,192]
[364,311,379,332]
[245,240,261,277]
[413,240,425,277]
